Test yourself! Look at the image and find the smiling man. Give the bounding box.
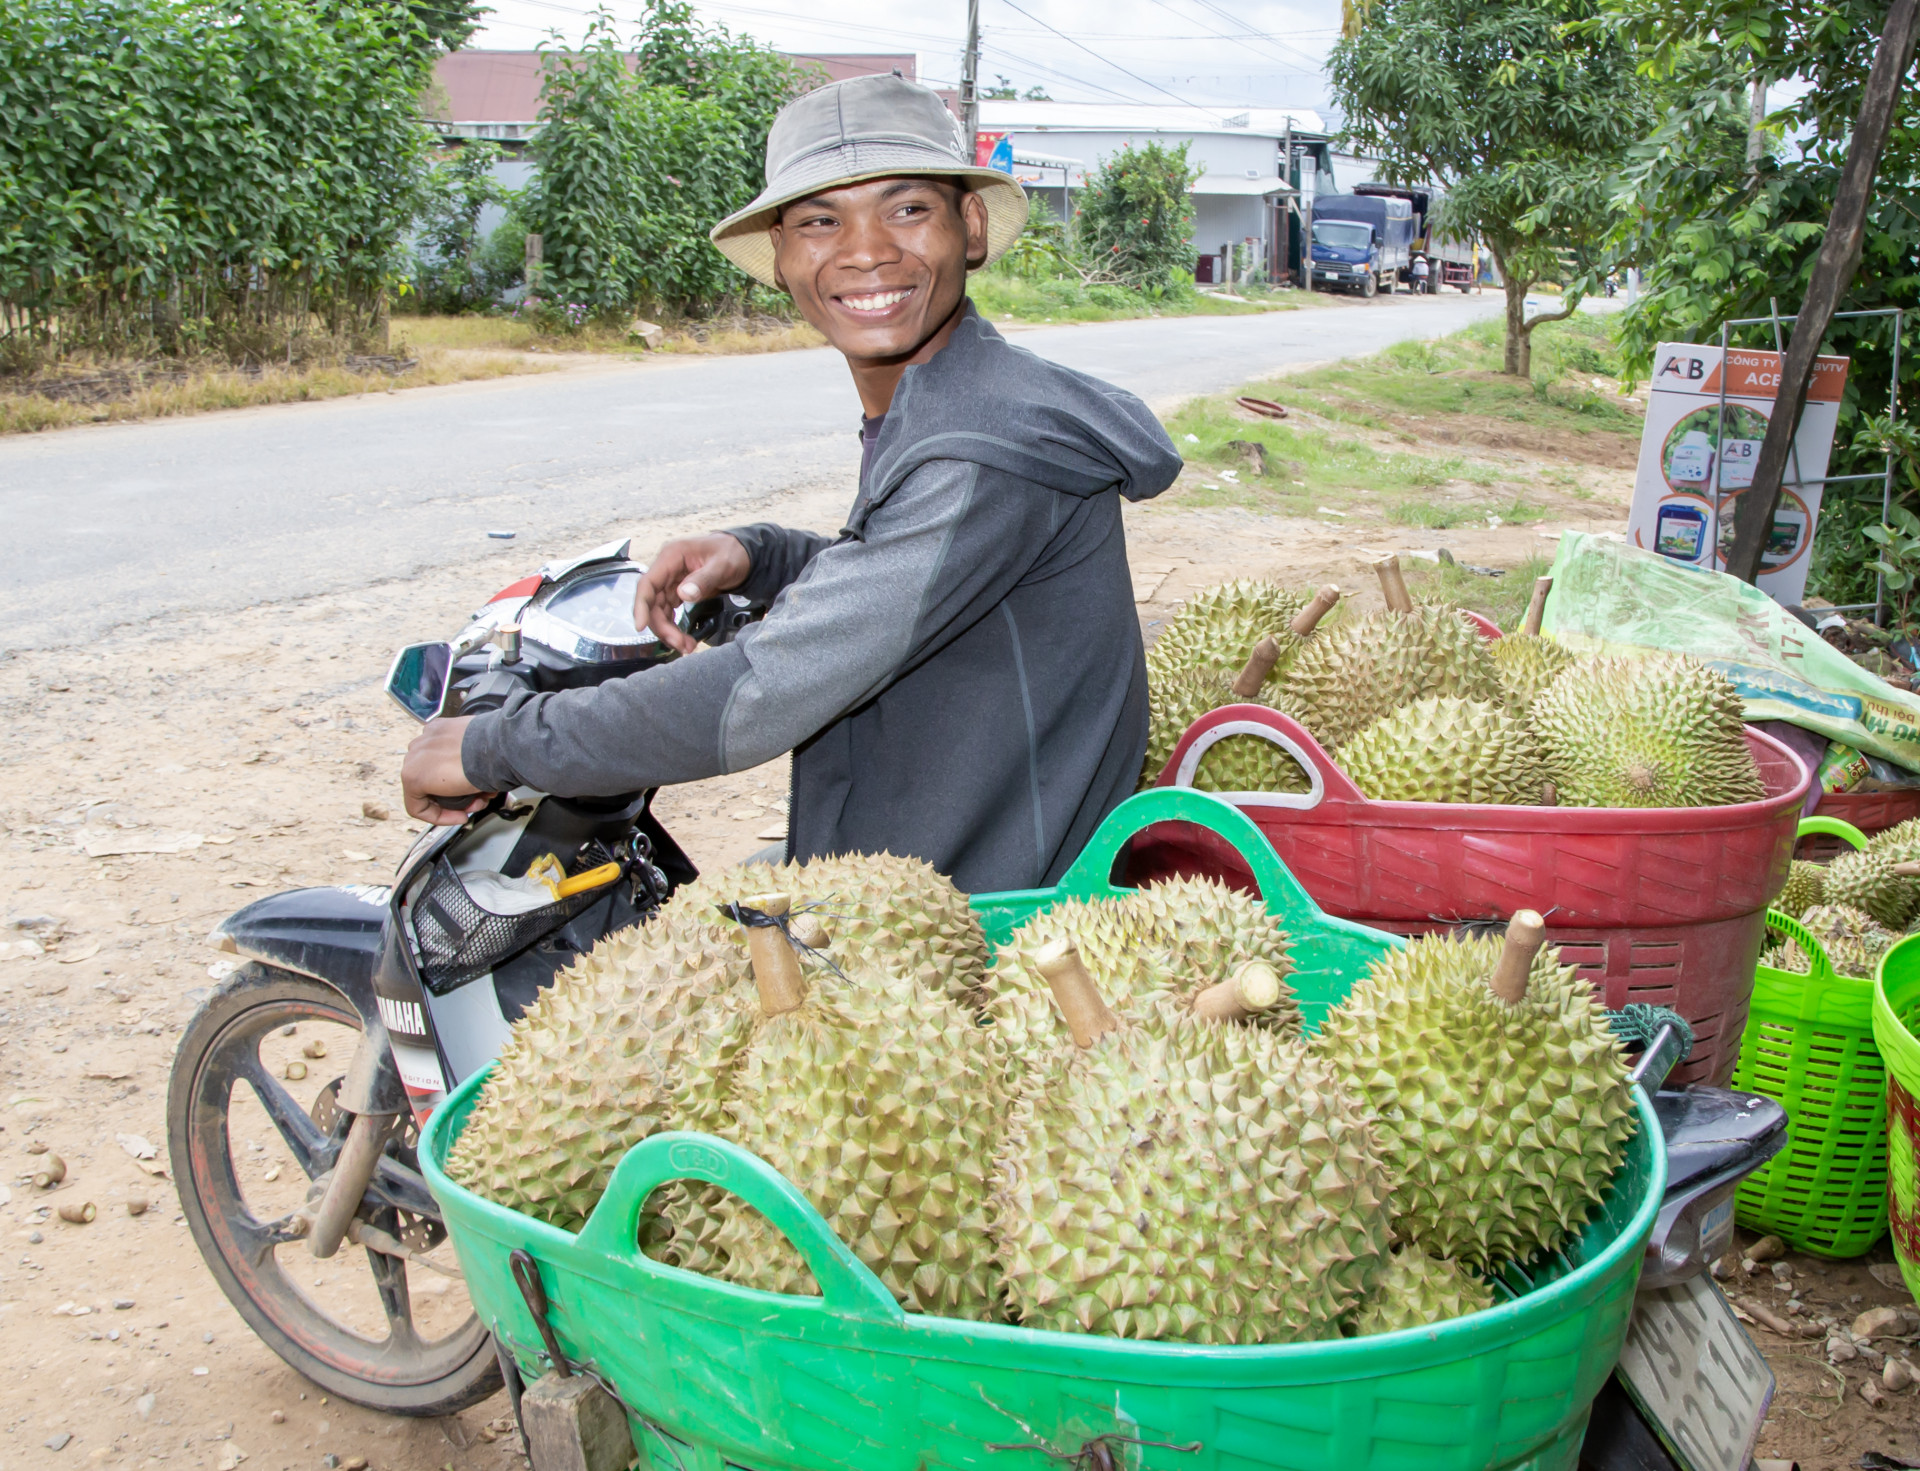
[400,73,1182,892]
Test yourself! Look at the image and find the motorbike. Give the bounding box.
[167,540,1792,1447]
[165,540,761,1415]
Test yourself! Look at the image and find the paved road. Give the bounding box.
[0,292,1503,651]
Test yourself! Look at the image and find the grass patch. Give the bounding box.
[1247,313,1640,439]
[392,313,825,357]
[1390,497,1551,529]
[967,271,1302,326]
[1405,553,1557,629]
[0,348,553,435]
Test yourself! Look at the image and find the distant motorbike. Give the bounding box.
[166,541,761,1414]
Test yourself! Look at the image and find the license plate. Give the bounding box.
[1615,1274,1775,1471]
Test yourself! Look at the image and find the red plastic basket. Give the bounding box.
[1135,708,1811,1085]
[1799,789,1920,861]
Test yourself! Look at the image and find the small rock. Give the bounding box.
[113,1298,133,1309]
[135,1395,155,1420]
[217,1447,248,1471]
[322,1457,339,1469]
[127,1195,148,1217]
[342,1457,368,1471]
[282,1024,298,1036]
[1786,1298,1804,1314]
[1855,1305,1905,1339]
[1862,1378,1888,1409]
[263,1166,280,1182]
[284,1061,307,1082]
[270,1412,285,1425]
[1829,1335,1858,1362]
[1745,1235,1787,1263]
[192,1367,208,1377]
[1709,1257,1733,1281]
[46,1432,72,1451]
[27,1229,42,1244]
[26,1140,48,1155]
[1769,1260,1793,1282]
[301,1040,326,1060]
[203,1331,214,1343]
[625,319,665,350]
[1888,1358,1917,1391]
[1868,1262,1908,1291]
[361,803,389,822]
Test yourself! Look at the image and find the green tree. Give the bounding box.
[1601,0,1920,604]
[1330,0,1655,375]
[409,141,508,311]
[1072,141,1200,293]
[522,2,803,318]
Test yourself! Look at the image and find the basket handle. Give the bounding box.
[1762,908,1839,985]
[574,1131,906,1325]
[1157,705,1363,811]
[1797,814,1868,850]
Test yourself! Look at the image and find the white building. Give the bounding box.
[975,101,1337,284]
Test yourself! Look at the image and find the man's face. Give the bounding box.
[770,177,989,365]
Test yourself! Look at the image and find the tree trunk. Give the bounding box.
[1503,271,1531,377]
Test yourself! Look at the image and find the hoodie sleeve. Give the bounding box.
[724,522,837,604]
[460,459,1050,794]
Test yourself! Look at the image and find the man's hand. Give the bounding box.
[633,533,751,655]
[401,716,494,825]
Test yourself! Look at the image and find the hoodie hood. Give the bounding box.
[853,302,1182,533]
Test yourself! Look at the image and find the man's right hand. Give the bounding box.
[633,533,752,655]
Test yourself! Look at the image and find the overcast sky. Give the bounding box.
[470,0,1346,114]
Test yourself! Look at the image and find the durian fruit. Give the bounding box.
[1313,913,1638,1269]
[1529,653,1766,809]
[1821,848,1920,929]
[1284,605,1503,749]
[987,878,1302,1057]
[993,942,1391,1343]
[1339,697,1553,805]
[1140,666,1311,793]
[1491,634,1577,717]
[1144,579,1312,683]
[447,853,989,1233]
[1775,859,1827,919]
[1351,1246,1494,1337]
[696,894,1006,1319]
[1869,817,1920,863]
[445,896,755,1232]
[1773,903,1897,979]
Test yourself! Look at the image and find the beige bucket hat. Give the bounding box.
[711,73,1029,289]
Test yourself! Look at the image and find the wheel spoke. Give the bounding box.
[237,1054,332,1175]
[367,1243,424,1356]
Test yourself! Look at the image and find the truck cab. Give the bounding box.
[1309,193,1414,297]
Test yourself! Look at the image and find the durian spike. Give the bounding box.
[1230,636,1283,698]
[1489,910,1548,1004]
[1191,960,1284,1021]
[1522,576,1553,637]
[788,912,832,949]
[740,893,807,1016]
[1033,938,1120,1047]
[1372,555,1414,614]
[1291,583,1342,637]
[1894,861,1920,878]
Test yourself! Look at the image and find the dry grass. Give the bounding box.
[0,347,554,435]
[391,313,826,358]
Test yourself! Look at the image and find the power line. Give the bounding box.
[1183,0,1328,71]
[991,0,1223,115]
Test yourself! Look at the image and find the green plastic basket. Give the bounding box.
[421,788,1667,1471]
[1730,816,1891,1258]
[1872,932,1920,1303]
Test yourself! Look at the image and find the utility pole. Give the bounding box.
[961,0,980,158]
[1725,0,1920,584]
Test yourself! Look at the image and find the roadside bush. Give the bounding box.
[408,143,510,313]
[1072,141,1201,293]
[523,0,805,320]
[0,0,432,364]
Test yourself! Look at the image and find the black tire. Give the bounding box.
[167,963,500,1416]
[1361,271,1378,299]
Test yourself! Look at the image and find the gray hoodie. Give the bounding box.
[462,304,1182,893]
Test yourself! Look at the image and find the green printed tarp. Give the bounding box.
[1543,531,1920,772]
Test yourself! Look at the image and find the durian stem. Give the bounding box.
[1490,909,1548,1004]
[1372,555,1414,614]
[741,893,808,1016]
[1539,781,1558,808]
[1230,636,1282,698]
[1033,938,1119,1048]
[1522,576,1553,638]
[788,912,832,950]
[1290,584,1341,638]
[1894,861,1920,879]
[1191,960,1284,1021]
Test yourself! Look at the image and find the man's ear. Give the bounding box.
[962,190,991,270]
[767,225,788,293]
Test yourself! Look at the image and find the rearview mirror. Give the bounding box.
[386,642,454,723]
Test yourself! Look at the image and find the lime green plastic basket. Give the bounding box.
[421,788,1667,1471]
[1730,817,1891,1258]
[1872,932,1920,1304]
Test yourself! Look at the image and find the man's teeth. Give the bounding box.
[842,289,911,312]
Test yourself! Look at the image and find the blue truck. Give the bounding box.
[1308,193,1415,298]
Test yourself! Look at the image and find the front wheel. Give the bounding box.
[167,963,500,1415]
[1361,271,1378,299]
